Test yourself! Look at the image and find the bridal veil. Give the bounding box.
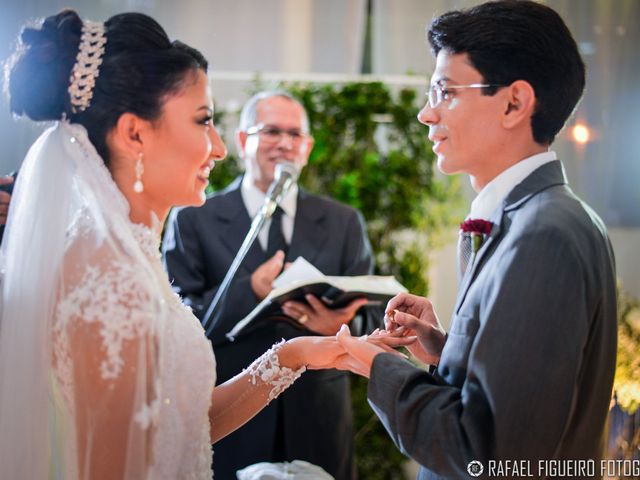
[0,121,169,479]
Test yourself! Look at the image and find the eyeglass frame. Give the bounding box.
[426,83,506,109]
[245,123,309,144]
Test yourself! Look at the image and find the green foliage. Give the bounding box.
[211,80,464,478]
[615,287,640,415]
[207,109,243,191]
[351,376,409,479]
[287,81,464,291]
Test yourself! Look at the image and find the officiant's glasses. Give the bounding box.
[246,123,308,145]
[426,83,505,108]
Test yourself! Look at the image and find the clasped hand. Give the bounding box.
[288,326,417,378]
[332,293,446,377]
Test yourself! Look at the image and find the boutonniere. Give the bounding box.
[460,219,493,253]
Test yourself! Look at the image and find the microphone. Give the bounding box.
[201,161,299,338]
[260,161,299,219]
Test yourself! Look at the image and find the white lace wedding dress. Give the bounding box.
[0,122,305,479]
[52,214,217,479]
[1,122,224,479]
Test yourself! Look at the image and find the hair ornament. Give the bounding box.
[68,20,106,114]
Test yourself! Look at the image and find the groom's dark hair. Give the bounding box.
[427,0,585,145]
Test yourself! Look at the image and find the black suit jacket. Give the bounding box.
[163,177,377,480]
[367,161,617,479]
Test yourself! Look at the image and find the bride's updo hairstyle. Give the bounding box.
[5,9,208,165]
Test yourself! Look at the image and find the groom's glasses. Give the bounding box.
[426,83,506,108]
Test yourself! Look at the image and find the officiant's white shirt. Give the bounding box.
[241,174,298,251]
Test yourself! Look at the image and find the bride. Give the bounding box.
[0,10,411,479]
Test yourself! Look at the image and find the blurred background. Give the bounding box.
[1,1,638,476]
[1,0,637,322]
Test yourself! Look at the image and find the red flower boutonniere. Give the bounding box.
[460,219,493,253]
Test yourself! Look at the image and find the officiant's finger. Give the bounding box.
[283,261,293,270]
[282,301,310,319]
[268,250,286,268]
[340,297,369,315]
[304,294,331,314]
[260,250,285,280]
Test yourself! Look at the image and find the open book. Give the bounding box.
[226,257,407,339]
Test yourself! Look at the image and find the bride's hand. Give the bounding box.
[279,336,350,371]
[335,325,416,378]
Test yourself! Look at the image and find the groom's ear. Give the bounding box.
[501,80,536,130]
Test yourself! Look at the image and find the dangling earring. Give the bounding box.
[133,152,144,193]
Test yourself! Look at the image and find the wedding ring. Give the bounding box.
[298,314,309,324]
[387,309,397,324]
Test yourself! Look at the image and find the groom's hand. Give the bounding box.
[385,293,446,366]
[335,325,416,378]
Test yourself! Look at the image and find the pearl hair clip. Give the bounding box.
[68,21,107,114]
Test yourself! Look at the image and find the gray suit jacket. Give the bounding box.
[162,176,376,480]
[368,161,617,479]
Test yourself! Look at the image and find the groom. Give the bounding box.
[338,1,617,479]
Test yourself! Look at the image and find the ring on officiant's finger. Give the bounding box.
[298,314,308,324]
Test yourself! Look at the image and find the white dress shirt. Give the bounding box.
[241,174,298,251]
[469,151,557,220]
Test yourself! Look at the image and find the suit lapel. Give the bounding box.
[454,209,503,313]
[287,190,328,265]
[453,160,568,314]
[214,178,266,274]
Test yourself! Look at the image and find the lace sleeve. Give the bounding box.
[245,340,306,402]
[53,241,160,480]
[209,341,305,443]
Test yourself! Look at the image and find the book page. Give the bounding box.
[326,275,407,295]
[271,256,326,289]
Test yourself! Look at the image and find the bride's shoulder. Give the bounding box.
[57,211,159,321]
[54,214,162,379]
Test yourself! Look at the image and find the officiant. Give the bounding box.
[162,90,380,480]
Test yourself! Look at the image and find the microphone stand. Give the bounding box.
[202,165,297,337]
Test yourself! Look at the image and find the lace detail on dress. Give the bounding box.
[55,260,155,380]
[245,340,306,402]
[134,380,162,430]
[130,219,161,261]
